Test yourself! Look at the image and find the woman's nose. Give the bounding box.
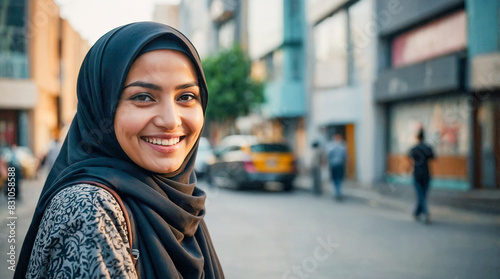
[152,100,181,130]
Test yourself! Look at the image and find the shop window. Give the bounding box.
[387,96,470,180]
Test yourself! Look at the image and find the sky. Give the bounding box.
[55,0,180,44]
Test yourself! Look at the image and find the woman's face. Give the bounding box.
[114,49,204,174]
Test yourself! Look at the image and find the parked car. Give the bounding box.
[208,136,296,191]
[0,146,39,179]
[194,137,215,178]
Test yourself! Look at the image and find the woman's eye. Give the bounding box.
[130,93,154,102]
[178,93,197,102]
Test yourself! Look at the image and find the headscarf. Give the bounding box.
[15,22,224,279]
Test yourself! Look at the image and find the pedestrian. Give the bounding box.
[15,22,224,278]
[326,133,347,201]
[408,128,435,224]
[40,130,61,173]
[0,156,7,193]
[311,141,324,195]
[4,144,22,200]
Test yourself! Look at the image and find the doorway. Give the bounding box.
[477,98,500,189]
[0,110,18,147]
[325,123,356,180]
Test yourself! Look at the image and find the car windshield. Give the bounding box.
[250,144,291,153]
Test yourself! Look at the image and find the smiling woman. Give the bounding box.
[15,22,224,279]
[115,49,204,174]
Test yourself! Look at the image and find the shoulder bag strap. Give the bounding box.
[78,181,138,265]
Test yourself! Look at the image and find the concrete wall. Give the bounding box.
[29,0,61,157]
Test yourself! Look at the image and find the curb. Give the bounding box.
[294,174,500,224]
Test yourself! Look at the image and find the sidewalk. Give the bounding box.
[294,173,500,220]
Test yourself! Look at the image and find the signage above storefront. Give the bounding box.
[374,54,463,102]
[392,10,466,67]
[0,79,38,109]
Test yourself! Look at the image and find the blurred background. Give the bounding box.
[0,0,499,278]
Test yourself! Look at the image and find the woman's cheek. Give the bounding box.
[194,110,205,134]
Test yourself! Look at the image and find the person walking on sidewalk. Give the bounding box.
[326,134,347,201]
[311,141,325,196]
[409,128,435,224]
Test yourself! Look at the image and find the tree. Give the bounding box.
[202,45,264,123]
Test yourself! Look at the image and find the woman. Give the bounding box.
[15,22,224,278]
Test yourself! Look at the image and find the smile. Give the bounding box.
[143,136,183,146]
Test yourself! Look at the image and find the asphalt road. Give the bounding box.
[0,176,498,278]
[200,180,500,279]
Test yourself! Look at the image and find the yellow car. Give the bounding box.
[208,139,296,191]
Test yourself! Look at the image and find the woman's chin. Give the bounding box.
[143,162,182,175]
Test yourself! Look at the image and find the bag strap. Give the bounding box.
[78,181,138,265]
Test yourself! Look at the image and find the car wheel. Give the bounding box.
[283,180,294,192]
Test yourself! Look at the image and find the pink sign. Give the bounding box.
[392,10,467,67]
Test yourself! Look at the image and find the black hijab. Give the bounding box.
[16,22,224,279]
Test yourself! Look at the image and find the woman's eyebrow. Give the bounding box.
[123,81,162,91]
[175,81,199,90]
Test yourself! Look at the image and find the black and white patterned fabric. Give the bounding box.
[26,184,137,278]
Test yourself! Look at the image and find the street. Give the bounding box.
[201,180,500,279]
[0,176,499,278]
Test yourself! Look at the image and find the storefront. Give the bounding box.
[0,79,37,149]
[386,95,470,189]
[0,110,18,147]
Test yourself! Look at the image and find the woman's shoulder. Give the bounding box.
[27,183,135,278]
[47,183,127,230]
[54,183,118,202]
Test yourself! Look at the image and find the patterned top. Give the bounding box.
[26,184,137,278]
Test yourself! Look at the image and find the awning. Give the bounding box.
[0,78,38,109]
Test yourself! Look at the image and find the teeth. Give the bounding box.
[145,137,180,146]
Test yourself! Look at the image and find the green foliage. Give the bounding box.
[202,45,264,122]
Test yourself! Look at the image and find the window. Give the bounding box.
[349,0,372,84]
[218,19,235,50]
[314,10,347,88]
[264,49,283,81]
[313,0,375,88]
[0,0,29,78]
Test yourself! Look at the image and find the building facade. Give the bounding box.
[0,0,88,157]
[0,0,36,150]
[467,0,500,189]
[248,0,308,166]
[307,0,383,184]
[177,0,499,190]
[375,0,499,190]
